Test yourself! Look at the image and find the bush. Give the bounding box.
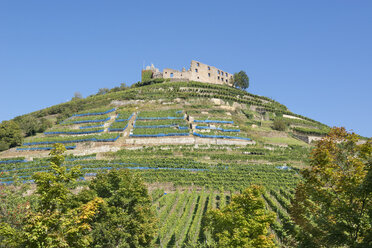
[133,78,168,88]
[273,119,287,131]
[0,141,9,151]
[0,121,23,149]
[141,70,153,82]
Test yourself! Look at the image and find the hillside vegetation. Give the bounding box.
[1,80,353,247]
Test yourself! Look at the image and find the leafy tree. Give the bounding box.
[141,70,153,82]
[97,88,110,95]
[72,91,83,100]
[291,127,372,247]
[0,144,104,247]
[233,70,249,89]
[203,185,276,248]
[0,181,36,247]
[14,116,53,137]
[0,121,23,151]
[74,169,158,248]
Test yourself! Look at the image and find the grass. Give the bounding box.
[262,136,308,146]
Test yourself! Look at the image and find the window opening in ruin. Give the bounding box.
[221,77,224,81]
[197,76,199,79]
[170,73,174,78]
[197,62,200,66]
[195,69,198,72]
[218,70,220,74]
[165,72,167,74]
[226,72,228,76]
[226,79,228,82]
[208,66,210,70]
[208,73,211,77]
[218,76,220,80]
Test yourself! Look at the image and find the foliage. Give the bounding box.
[23,133,118,145]
[72,92,83,101]
[203,185,276,247]
[291,127,372,247]
[272,119,287,131]
[78,169,158,247]
[0,144,104,247]
[46,127,104,133]
[0,182,34,247]
[137,109,183,118]
[97,88,110,95]
[74,107,114,115]
[135,119,187,126]
[133,78,168,88]
[233,70,249,89]
[109,120,129,130]
[132,127,188,135]
[0,121,23,151]
[116,110,133,120]
[292,126,330,136]
[141,70,153,82]
[14,116,53,137]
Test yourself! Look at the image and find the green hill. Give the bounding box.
[0,80,333,246]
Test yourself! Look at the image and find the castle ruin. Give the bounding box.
[142,60,233,86]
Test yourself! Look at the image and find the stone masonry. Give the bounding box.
[143,60,233,86]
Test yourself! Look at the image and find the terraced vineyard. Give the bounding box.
[0,81,332,246]
[0,140,307,246]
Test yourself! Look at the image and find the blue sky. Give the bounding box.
[1,1,371,137]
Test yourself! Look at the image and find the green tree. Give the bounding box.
[97,88,109,95]
[76,169,158,248]
[0,144,104,247]
[291,127,372,247]
[72,92,83,101]
[203,185,276,248]
[14,116,53,137]
[0,181,36,247]
[233,70,249,89]
[0,120,23,151]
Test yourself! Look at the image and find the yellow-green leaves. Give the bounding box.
[292,127,371,247]
[204,185,276,248]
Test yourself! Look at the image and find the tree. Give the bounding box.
[203,185,276,248]
[72,91,83,101]
[0,121,23,151]
[97,88,109,95]
[0,144,104,247]
[291,127,372,247]
[75,169,158,247]
[233,70,249,89]
[14,116,53,137]
[0,181,35,247]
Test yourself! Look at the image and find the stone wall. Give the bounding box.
[162,60,233,86]
[293,133,323,144]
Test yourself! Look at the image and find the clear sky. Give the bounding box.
[1,1,371,137]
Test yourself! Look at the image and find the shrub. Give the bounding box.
[273,119,287,131]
